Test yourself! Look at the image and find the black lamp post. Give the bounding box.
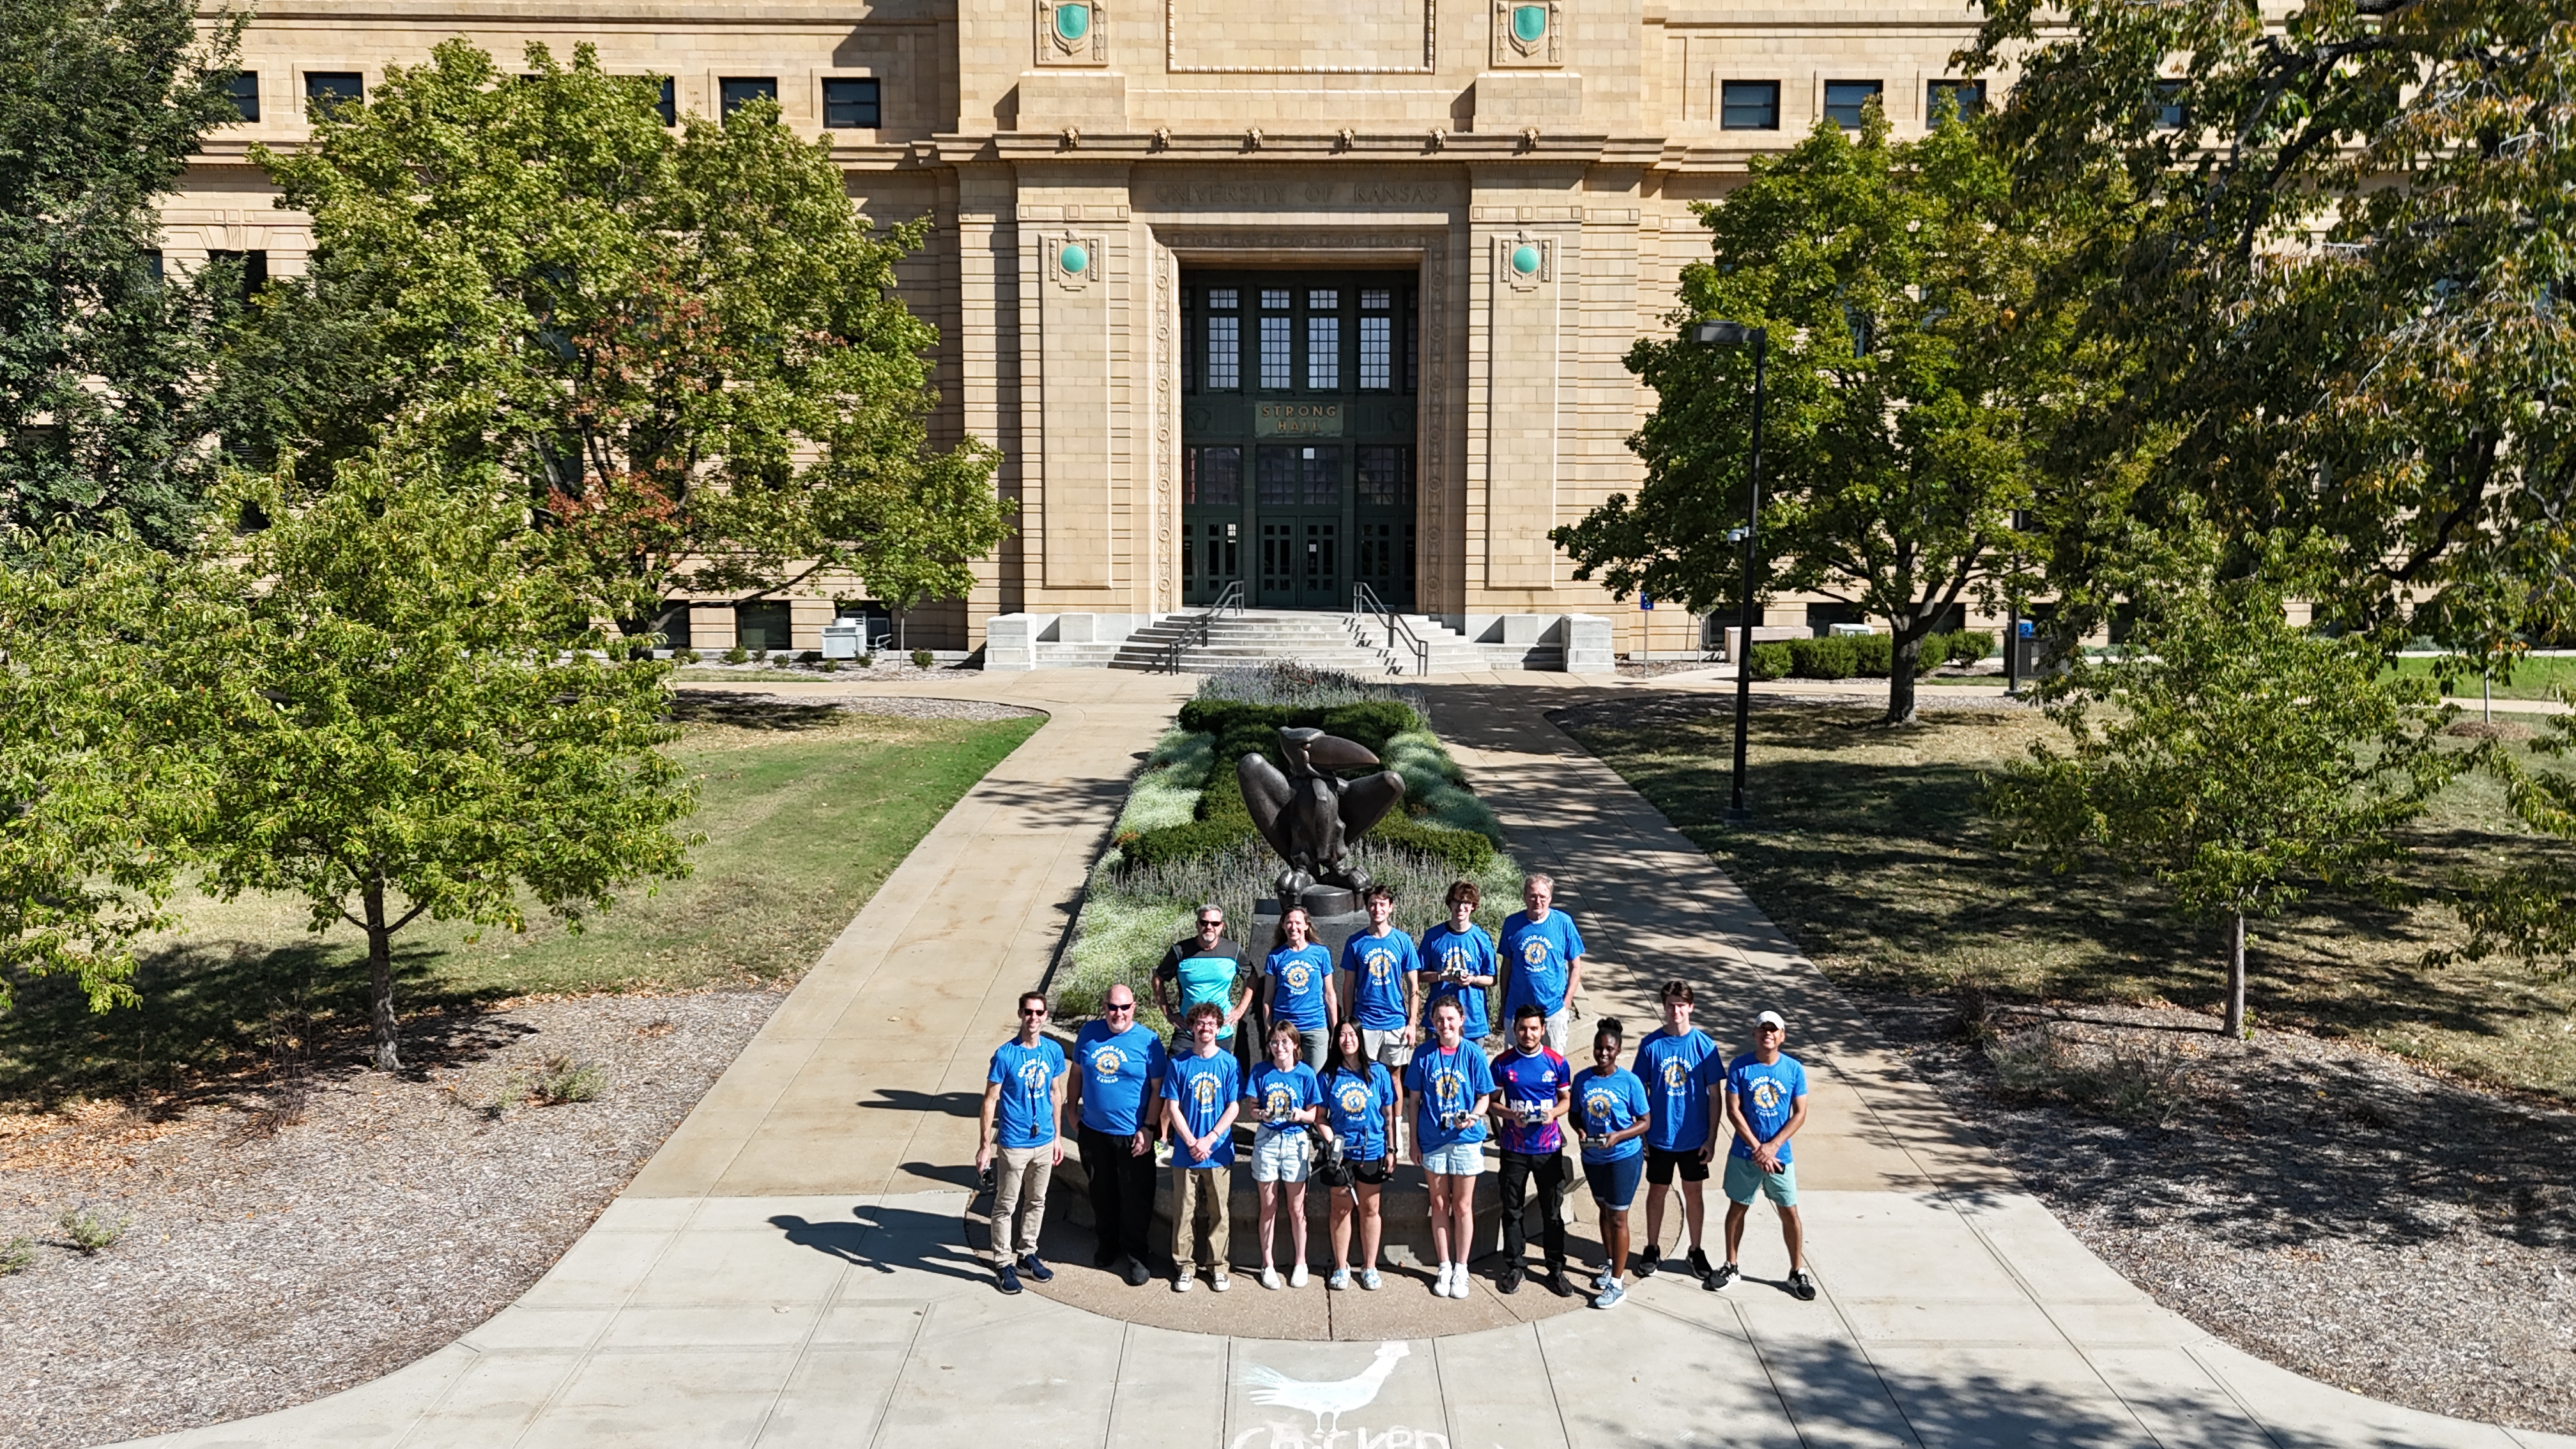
[1689,319,1766,824]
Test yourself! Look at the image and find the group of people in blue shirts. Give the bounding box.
[976,875,1815,1311]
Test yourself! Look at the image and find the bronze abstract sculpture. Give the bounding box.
[1239,727,1407,907]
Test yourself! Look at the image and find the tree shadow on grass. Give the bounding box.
[666,693,855,731]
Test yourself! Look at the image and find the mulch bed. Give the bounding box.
[0,990,781,1449]
[1860,993,2576,1436]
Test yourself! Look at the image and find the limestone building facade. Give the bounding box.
[177,0,1992,657]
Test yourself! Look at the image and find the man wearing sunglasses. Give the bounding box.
[979,992,1070,1296]
[1156,904,1255,1077]
[1708,1009,1814,1300]
[1069,984,1168,1286]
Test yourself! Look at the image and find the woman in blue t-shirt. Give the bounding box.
[1264,907,1338,1071]
[1570,1016,1653,1310]
[1318,1018,1399,1292]
[1245,1019,1323,1291]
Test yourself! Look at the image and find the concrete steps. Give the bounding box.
[1107,610,1491,675]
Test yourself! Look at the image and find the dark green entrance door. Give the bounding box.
[1181,270,1417,609]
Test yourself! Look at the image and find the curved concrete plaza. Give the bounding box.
[120,670,2573,1449]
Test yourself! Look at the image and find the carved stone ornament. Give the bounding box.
[1048,233,1102,290]
[1492,0,1561,66]
[1039,0,1107,64]
[1499,233,1552,291]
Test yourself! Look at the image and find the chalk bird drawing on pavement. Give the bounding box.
[1234,1341,1487,1449]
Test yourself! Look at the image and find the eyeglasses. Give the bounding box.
[1020,1006,1048,1017]
[1197,919,1223,928]
[1756,1023,1783,1034]
[1104,1002,1135,1013]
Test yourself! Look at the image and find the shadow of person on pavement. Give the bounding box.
[769,1203,989,1282]
[857,1087,982,1117]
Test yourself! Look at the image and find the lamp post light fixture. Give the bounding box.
[1689,318,1767,824]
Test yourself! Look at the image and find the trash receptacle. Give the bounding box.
[820,618,863,660]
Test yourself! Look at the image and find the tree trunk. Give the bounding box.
[2224,911,2248,1040]
[1887,634,1921,725]
[364,881,401,1071]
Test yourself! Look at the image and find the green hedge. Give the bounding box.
[1788,636,1856,680]
[1947,629,1996,665]
[1173,699,1422,756]
[1848,632,1894,677]
[1367,816,1498,873]
[1121,818,1257,868]
[1749,641,1793,680]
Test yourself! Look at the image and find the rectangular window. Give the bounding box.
[1719,80,1779,130]
[1823,80,1882,130]
[206,249,268,302]
[1209,287,1238,310]
[1260,288,1290,310]
[1186,446,1241,505]
[226,73,259,123]
[734,602,792,653]
[719,77,778,119]
[303,72,364,115]
[657,77,677,126]
[1299,446,1340,505]
[1928,79,1984,119]
[1356,445,1413,507]
[823,77,880,129]
[141,250,164,286]
[1306,314,1339,390]
[1255,445,1299,506]
[1359,315,1391,389]
[2153,80,2188,130]
[1259,315,1291,390]
[1307,289,1337,311]
[1206,315,1240,390]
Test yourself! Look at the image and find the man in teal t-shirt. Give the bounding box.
[1155,904,1254,1076]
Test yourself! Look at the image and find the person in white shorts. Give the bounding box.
[1404,996,1496,1298]
[1244,1018,1324,1290]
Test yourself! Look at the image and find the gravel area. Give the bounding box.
[668,691,1044,726]
[1863,993,2576,1436]
[0,990,783,1449]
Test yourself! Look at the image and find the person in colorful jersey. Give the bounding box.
[1489,1001,1574,1295]
[1570,1016,1652,1310]
[1318,1018,1400,1291]
[1264,906,1337,1070]
[1066,983,1166,1286]
[1708,1008,1816,1301]
[976,990,1068,1296]
[1417,879,1496,1047]
[1161,1000,1244,1292]
[1500,873,1587,1054]
[1244,1019,1324,1289]
[1404,995,1495,1300]
[1630,979,1721,1283]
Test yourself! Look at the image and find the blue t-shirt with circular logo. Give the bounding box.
[1321,1062,1397,1162]
[1403,1041,1496,1150]
[1340,928,1422,1031]
[1571,1064,1650,1165]
[1161,1048,1243,1167]
[986,1037,1068,1149]
[1726,1052,1809,1165]
[1072,1020,1169,1137]
[1245,1060,1322,1127]
[1416,922,1495,1039]
[1265,943,1333,1029]
[1500,908,1586,1018]
[1632,1026,1720,1153]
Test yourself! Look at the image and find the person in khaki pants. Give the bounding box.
[1161,1001,1244,1291]
[976,991,1068,1296]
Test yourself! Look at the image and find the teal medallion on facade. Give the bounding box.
[1510,243,1541,276]
[1060,241,1090,275]
[1054,3,1091,42]
[1511,4,1548,45]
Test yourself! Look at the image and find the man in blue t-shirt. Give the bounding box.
[1489,1002,1573,1294]
[1340,886,1422,1068]
[1710,1009,1814,1301]
[1418,880,1497,1043]
[1499,873,1587,1054]
[1630,980,1722,1283]
[1160,1002,1244,1292]
[977,992,1069,1296]
[1068,984,1169,1285]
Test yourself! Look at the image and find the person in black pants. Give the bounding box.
[1068,984,1169,1285]
[1489,1002,1575,1294]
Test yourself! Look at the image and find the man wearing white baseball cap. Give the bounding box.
[1706,1009,1814,1300]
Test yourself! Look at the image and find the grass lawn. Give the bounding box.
[2389,654,2576,702]
[1561,700,2576,1100]
[0,702,1043,1104]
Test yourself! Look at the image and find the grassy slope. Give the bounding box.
[0,709,1043,1103]
[1566,704,2576,1100]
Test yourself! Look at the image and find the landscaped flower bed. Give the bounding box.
[1055,665,1519,1027]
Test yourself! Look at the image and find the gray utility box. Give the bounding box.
[820,618,864,660]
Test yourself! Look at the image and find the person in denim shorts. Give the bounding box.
[1404,995,1494,1300]
[1245,1019,1323,1290]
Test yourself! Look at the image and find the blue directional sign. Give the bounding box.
[2017,620,2035,638]
[1639,593,1654,610]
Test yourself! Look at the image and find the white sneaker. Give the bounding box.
[1173,1271,1194,1293]
[1289,1263,1310,1289]
[1211,1269,1231,1292]
[1328,1268,1352,1291]
[1260,1268,1283,1291]
[1441,1263,1462,1298]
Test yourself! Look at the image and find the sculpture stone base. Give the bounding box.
[1251,905,1371,968]
[1294,884,1358,918]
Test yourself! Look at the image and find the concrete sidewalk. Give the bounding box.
[119,671,2573,1449]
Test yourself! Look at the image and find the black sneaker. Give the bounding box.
[1092,1248,1119,1269]
[1788,1269,1818,1301]
[1705,1262,1740,1292]
[1123,1258,1151,1287]
[1019,1254,1054,1284]
[1688,1247,1714,1281]
[1634,1246,1661,1279]
[1498,1264,1524,1296]
[996,1263,1023,1295]
[1543,1262,1570,1297]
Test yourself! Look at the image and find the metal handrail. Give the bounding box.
[1351,582,1429,676]
[1159,579,1245,674]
